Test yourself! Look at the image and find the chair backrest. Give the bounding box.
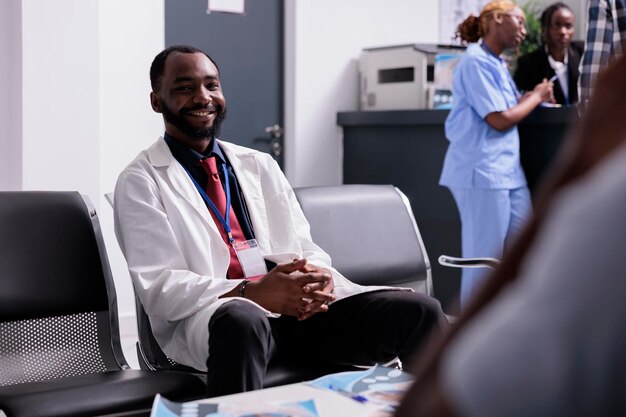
[293,184,433,295]
[134,294,202,373]
[0,191,128,386]
[104,192,197,373]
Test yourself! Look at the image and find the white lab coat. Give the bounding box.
[114,137,390,371]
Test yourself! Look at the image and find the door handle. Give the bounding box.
[264,124,283,139]
[254,124,283,157]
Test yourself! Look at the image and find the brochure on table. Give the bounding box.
[308,366,414,416]
[150,395,319,417]
[150,366,413,417]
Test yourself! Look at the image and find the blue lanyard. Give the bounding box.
[182,163,235,243]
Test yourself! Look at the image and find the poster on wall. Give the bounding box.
[439,0,489,44]
[207,0,245,14]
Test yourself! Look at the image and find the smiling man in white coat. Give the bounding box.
[113,45,446,397]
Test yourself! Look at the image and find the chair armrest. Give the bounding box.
[136,341,157,371]
[438,255,501,269]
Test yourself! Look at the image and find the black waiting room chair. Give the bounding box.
[0,191,205,417]
[293,184,435,295]
[295,184,499,322]
[294,184,500,291]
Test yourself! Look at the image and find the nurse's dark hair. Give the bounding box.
[455,0,517,44]
[540,2,573,44]
[149,45,220,92]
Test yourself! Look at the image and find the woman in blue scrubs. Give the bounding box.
[440,0,555,310]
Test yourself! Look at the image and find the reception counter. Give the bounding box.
[338,107,578,312]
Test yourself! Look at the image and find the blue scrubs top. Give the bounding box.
[440,43,527,190]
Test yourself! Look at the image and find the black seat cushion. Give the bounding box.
[0,370,205,417]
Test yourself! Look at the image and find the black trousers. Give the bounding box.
[205,290,447,397]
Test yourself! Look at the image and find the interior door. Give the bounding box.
[165,0,284,168]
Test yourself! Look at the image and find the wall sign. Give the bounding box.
[207,0,245,15]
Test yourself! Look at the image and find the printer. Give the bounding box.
[359,43,465,111]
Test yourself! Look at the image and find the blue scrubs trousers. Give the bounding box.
[449,186,532,310]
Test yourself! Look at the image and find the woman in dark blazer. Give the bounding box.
[514,2,582,105]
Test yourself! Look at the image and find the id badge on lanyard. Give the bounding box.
[182,163,268,278]
[233,239,267,277]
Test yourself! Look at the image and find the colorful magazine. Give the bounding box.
[150,394,320,417]
[307,366,414,416]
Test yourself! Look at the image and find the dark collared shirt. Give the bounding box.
[164,133,255,241]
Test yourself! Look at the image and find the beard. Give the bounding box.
[161,101,227,140]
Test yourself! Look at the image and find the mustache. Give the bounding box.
[182,103,223,113]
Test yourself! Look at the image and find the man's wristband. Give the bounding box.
[239,279,250,298]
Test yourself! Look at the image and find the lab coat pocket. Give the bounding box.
[264,192,301,252]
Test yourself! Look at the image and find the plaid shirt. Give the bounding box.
[578,0,626,105]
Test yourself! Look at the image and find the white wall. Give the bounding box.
[0,1,22,191]
[98,0,165,332]
[20,0,100,199]
[284,0,440,186]
[3,0,164,330]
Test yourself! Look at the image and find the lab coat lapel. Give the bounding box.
[146,137,222,238]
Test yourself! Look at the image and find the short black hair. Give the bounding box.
[540,2,573,44]
[149,45,220,91]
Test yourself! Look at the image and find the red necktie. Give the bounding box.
[198,156,246,279]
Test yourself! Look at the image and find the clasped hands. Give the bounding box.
[244,258,336,320]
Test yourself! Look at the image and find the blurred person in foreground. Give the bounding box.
[514,2,582,106]
[440,0,554,310]
[578,0,625,109]
[395,50,626,417]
